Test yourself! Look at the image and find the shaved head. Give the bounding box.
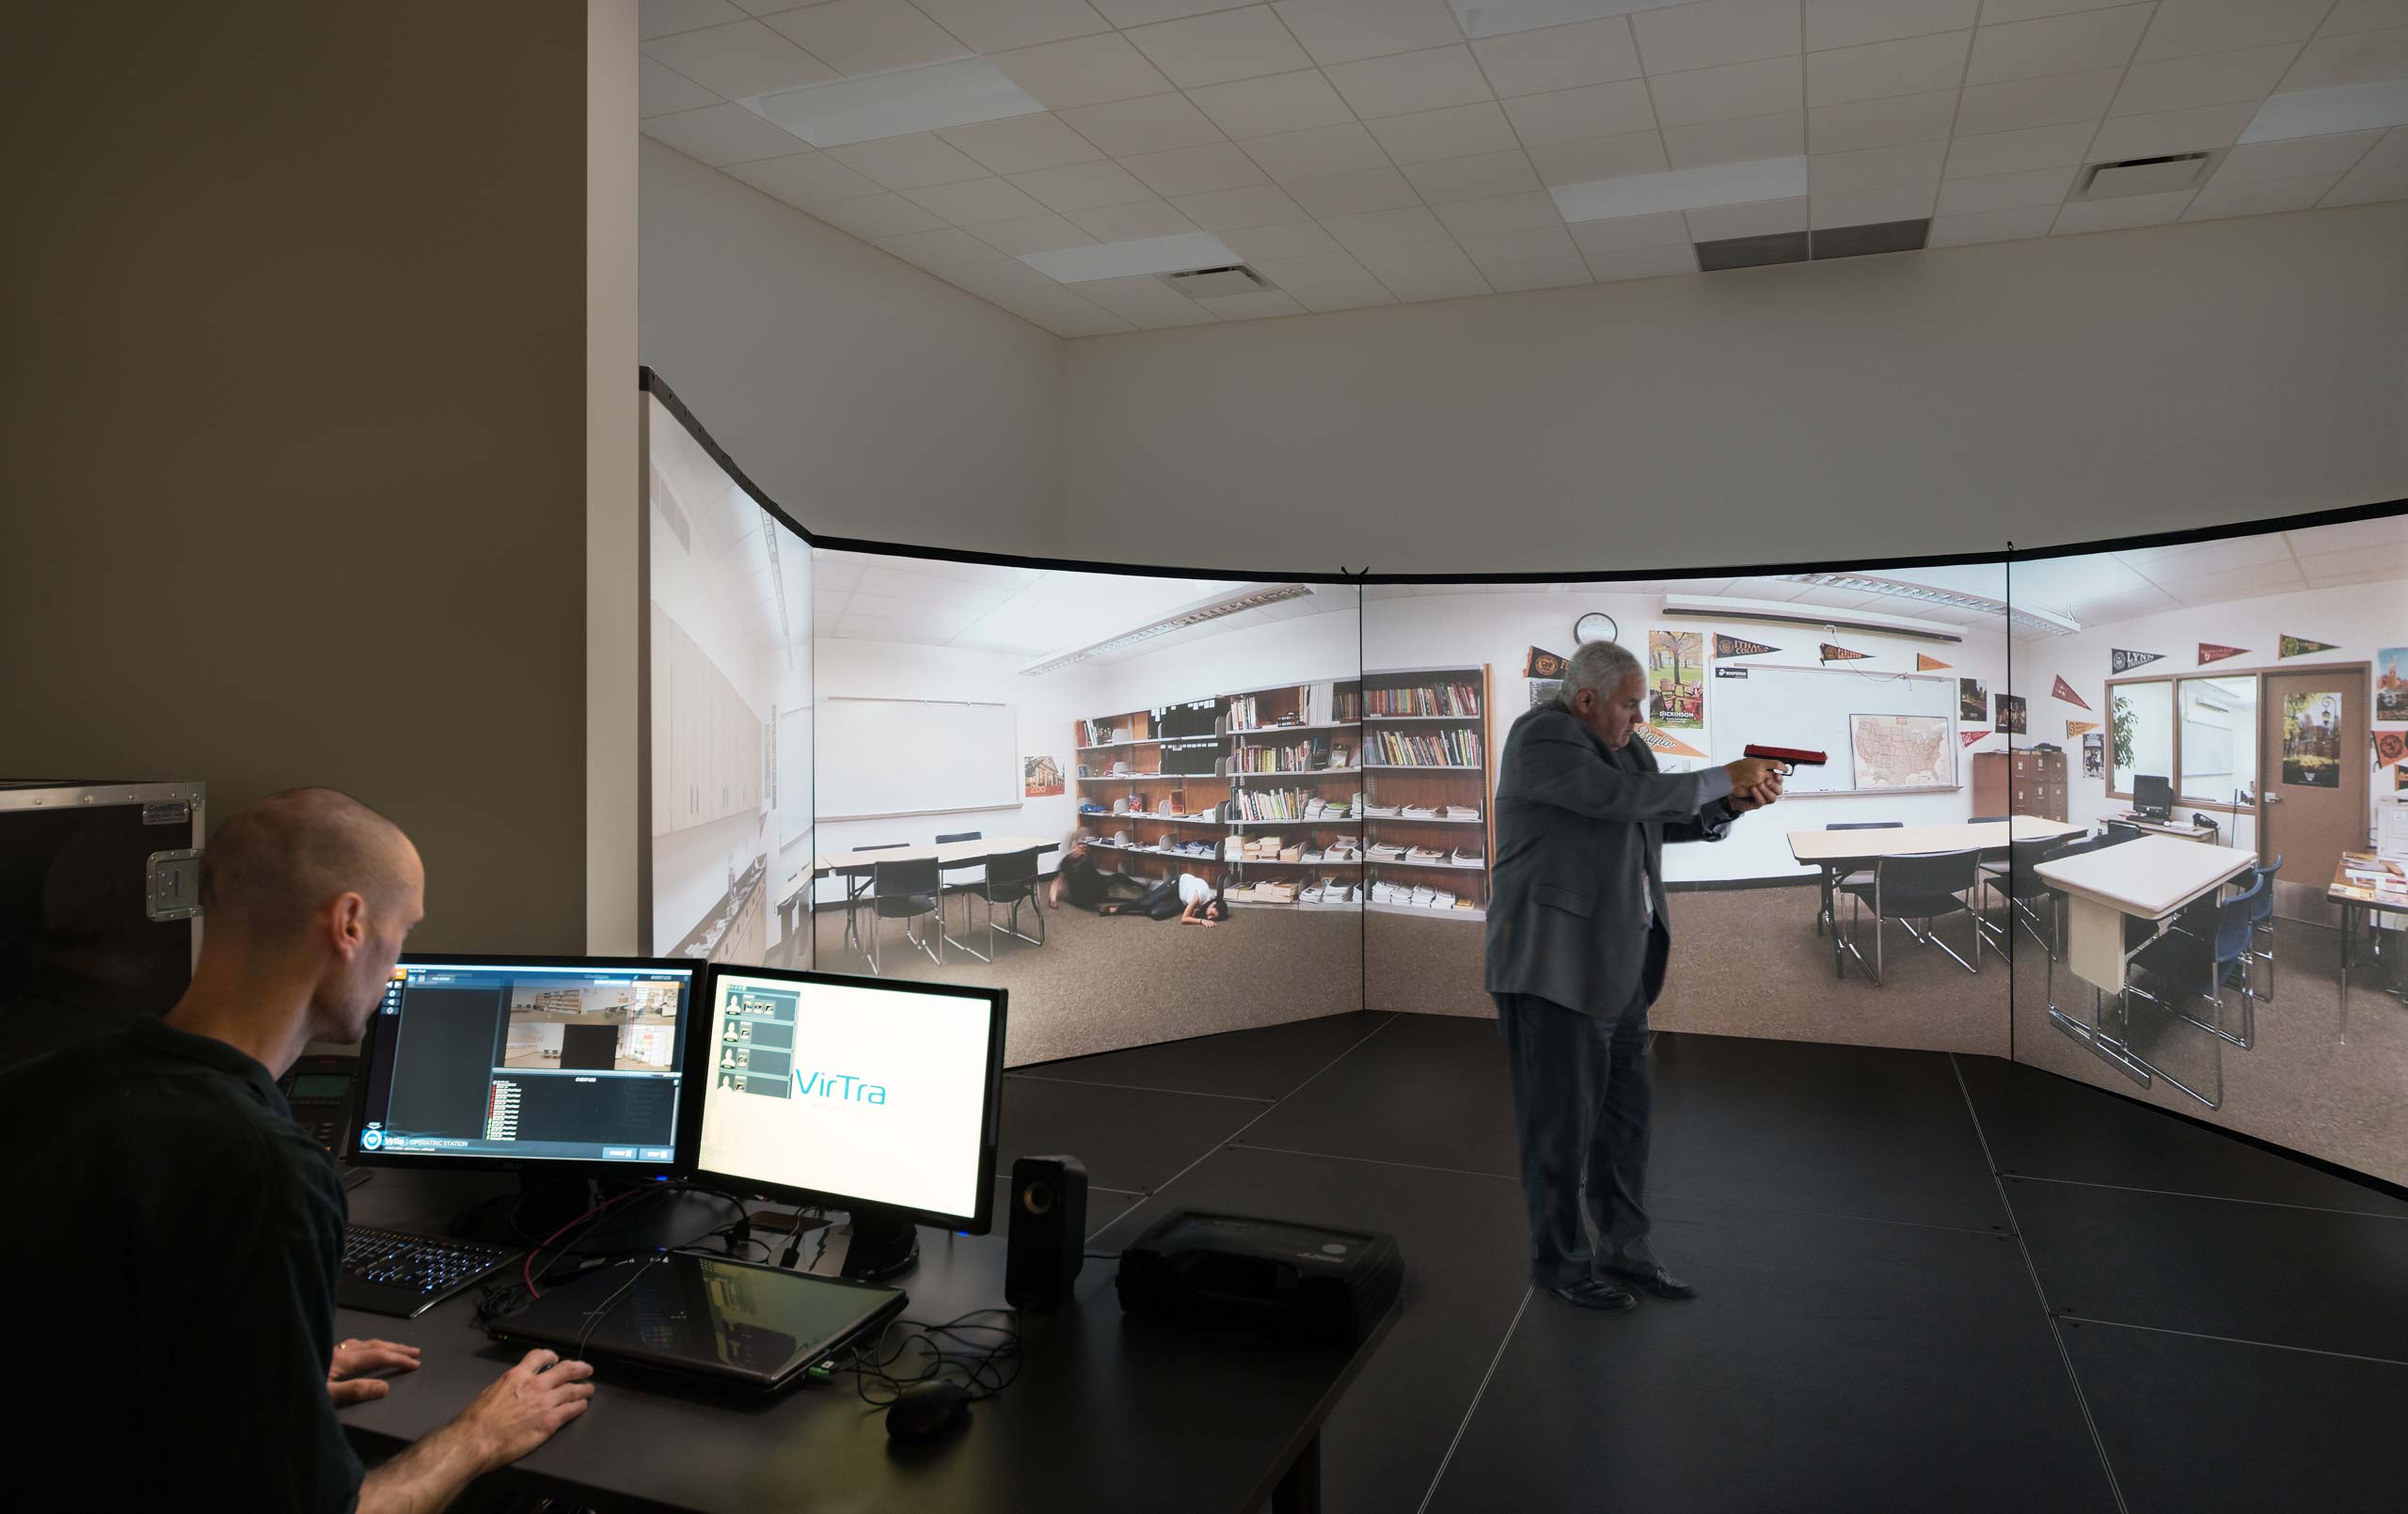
[201,787,418,942]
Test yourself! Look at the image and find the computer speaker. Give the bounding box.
[1004,1154,1087,1311]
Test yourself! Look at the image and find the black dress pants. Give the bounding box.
[1493,984,1656,1288]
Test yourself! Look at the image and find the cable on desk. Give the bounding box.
[570,1256,653,1364]
[843,1308,1023,1408]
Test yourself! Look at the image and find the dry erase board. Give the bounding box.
[816,698,1018,819]
[1706,664,1959,796]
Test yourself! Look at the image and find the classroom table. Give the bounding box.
[2330,857,2408,1042]
[335,1172,1392,1514]
[809,837,1062,967]
[1786,816,2085,975]
[2034,835,2257,1107]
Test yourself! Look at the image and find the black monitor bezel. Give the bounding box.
[353,951,706,1178]
[2132,773,2175,817]
[681,966,1006,1237]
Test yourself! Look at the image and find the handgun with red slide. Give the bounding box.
[1745,744,1828,771]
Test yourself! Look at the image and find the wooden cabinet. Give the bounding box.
[652,609,766,837]
[1972,749,2067,822]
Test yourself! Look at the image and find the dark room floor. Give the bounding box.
[1006,1012,2408,1514]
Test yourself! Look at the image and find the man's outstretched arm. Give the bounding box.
[357,1349,594,1514]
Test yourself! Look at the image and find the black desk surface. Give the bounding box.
[336,1171,1394,1513]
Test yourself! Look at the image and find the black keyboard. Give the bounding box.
[341,1226,517,1318]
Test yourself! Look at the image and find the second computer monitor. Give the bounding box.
[2133,773,2175,819]
[685,968,1005,1236]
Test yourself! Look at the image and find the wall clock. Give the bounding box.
[1574,611,1619,644]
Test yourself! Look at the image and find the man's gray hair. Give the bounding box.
[1566,639,1642,700]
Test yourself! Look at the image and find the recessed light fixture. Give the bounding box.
[1774,574,2083,638]
[1021,231,1242,283]
[1552,156,1808,224]
[1449,0,1687,39]
[1020,585,1317,675]
[2239,79,2408,145]
[753,58,1044,148]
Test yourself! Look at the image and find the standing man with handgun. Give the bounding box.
[1486,640,1785,1312]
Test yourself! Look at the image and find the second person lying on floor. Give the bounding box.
[1098,870,1228,925]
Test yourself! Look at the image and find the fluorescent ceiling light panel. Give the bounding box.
[1449,0,1686,38]
[754,58,1043,148]
[1021,232,1240,283]
[1553,156,1808,223]
[1773,574,2083,637]
[2239,81,2408,145]
[1021,585,1317,675]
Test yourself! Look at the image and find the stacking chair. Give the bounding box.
[842,842,907,961]
[1981,835,2064,963]
[2242,855,2282,1003]
[1817,822,1903,946]
[934,829,984,938]
[2124,874,2266,1106]
[1838,849,1982,986]
[2104,820,2141,844]
[970,846,1046,958]
[867,855,943,974]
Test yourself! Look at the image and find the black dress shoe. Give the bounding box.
[1603,1264,1696,1301]
[1547,1279,1638,1313]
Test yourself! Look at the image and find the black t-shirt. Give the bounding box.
[0,1017,362,1512]
[1062,849,1113,907]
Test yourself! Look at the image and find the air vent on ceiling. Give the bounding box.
[1158,264,1269,298]
[2076,151,2217,199]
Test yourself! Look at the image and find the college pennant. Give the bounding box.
[2052,676,2091,710]
[1715,633,1779,658]
[1819,642,1872,663]
[2375,731,2405,769]
[2111,649,2163,673]
[1524,645,1569,679]
[2197,642,2248,666]
[2066,720,2099,738]
[1634,723,1707,759]
[2280,635,2340,658]
[1915,654,1952,671]
[1961,731,1988,747]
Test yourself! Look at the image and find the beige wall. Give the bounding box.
[639,138,1066,556]
[1060,203,2408,576]
[0,4,593,954]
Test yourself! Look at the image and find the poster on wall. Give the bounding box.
[1996,695,2027,734]
[2374,730,2405,770]
[1849,715,1953,792]
[1958,678,1987,722]
[2280,635,2340,658]
[2199,642,2249,666]
[1529,679,1563,708]
[1023,754,1064,797]
[1647,630,1703,728]
[2377,647,2407,719]
[2281,690,2343,787]
[2112,649,2163,673]
[2051,676,2091,710]
[2083,731,2103,776]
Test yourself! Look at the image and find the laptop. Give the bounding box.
[490,1252,906,1393]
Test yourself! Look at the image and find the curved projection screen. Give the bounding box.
[640,373,2407,1192]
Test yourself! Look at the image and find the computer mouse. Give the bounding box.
[885,1380,971,1443]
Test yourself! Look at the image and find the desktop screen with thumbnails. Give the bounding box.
[698,972,996,1222]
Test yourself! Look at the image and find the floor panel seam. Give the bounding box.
[1006,1072,1272,1103]
[2054,1315,2408,1369]
[1996,1171,2408,1221]
[1415,1285,1531,1514]
[1225,1143,1518,1183]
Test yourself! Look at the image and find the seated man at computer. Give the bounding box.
[0,788,594,1512]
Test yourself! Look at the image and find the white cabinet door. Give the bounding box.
[672,625,708,830]
[649,604,674,837]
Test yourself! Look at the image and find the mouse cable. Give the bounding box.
[570,1255,655,1364]
[844,1308,1023,1408]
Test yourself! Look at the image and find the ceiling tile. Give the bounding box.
[1292,278,1401,308]
[806,189,952,236]
[910,0,1114,54]
[2320,124,2408,201]
[903,174,1054,222]
[1274,0,1467,65]
[1631,0,1803,74]
[1092,1,1255,28]
[1501,79,1660,145]
[1127,7,1318,87]
[1384,267,1496,299]
[1966,6,2151,88]
[1953,67,2121,134]
[2183,171,2341,216]
[1186,69,1359,135]
[1683,192,1808,237]
[2282,25,2408,91]
[1470,17,1645,95]
[1807,87,1957,150]
[2253,81,2408,150]
[937,114,1109,174]
[1941,119,2099,176]
[1808,180,1936,222]
[1402,148,1546,200]
[1122,141,1274,194]
[1008,158,1164,208]
[1649,55,1805,126]
[642,21,840,98]
[1665,108,1804,165]
[1219,218,1346,256]
[723,150,884,204]
[971,212,1102,252]
[762,1,970,76]
[1527,129,1671,182]
[1058,92,1229,154]
[1319,203,1456,248]
[1457,223,1580,263]
[641,103,814,164]
[1583,240,1700,278]
[1239,120,1393,179]
[826,131,993,187]
[1356,238,1483,279]
[2323,1,2408,36]
[2051,186,2194,229]
[1978,0,2143,18]
[1808,135,1945,189]
[1481,255,1596,289]
[1194,288,1311,318]
[2214,128,2383,183]
[1327,44,1499,117]
[1806,29,1972,106]
[1248,247,1373,284]
[1368,100,1523,161]
[643,0,746,41]
[1933,163,2074,212]
[1038,300,1142,336]
[992,33,1180,110]
[1074,273,1220,323]
[2135,0,2333,65]
[1803,0,1977,52]
[871,226,1008,268]
[1169,181,1311,225]
[2111,43,2302,118]
[1284,164,1429,213]
[1568,209,1692,248]
[2087,99,2258,158]
[1434,188,1570,233]
[1062,197,1202,237]
[641,56,721,117]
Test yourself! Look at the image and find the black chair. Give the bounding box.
[842,843,908,961]
[2242,855,2283,1003]
[1839,849,1982,985]
[867,855,943,973]
[2103,820,2141,844]
[971,846,1047,957]
[934,829,985,939]
[2124,875,2267,1108]
[1981,834,2064,962]
[1968,815,2008,823]
[1817,822,1904,946]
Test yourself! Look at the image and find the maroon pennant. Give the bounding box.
[2052,676,2091,710]
[1819,642,1872,663]
[1715,633,1779,658]
[1960,731,1988,747]
[2197,642,2247,666]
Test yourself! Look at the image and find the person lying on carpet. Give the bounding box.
[1098,870,1228,925]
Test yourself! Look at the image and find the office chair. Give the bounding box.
[1981,835,2064,964]
[866,855,943,974]
[971,846,1046,958]
[2103,820,2140,844]
[2121,874,2265,1108]
[842,843,908,960]
[1839,848,1982,986]
[1817,822,1903,947]
[934,829,984,937]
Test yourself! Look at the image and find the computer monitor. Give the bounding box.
[683,968,1005,1280]
[2133,774,2175,820]
[354,954,698,1175]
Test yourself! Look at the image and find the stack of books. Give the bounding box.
[1367,683,1481,718]
[1370,729,1482,766]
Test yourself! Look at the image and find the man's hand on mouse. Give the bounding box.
[328,1337,421,1405]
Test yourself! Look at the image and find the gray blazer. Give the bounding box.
[1484,702,1734,1016]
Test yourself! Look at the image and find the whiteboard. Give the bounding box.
[817,698,1018,820]
[1704,663,1959,796]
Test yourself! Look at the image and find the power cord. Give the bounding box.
[842,1309,1023,1408]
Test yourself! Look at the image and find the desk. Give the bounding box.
[2331,857,2408,1041]
[810,838,1062,967]
[337,1176,1391,1513]
[1787,816,2084,972]
[2035,836,2255,1107]
[2107,813,2223,843]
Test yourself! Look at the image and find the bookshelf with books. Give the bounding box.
[1073,702,1229,891]
[1361,665,1493,921]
